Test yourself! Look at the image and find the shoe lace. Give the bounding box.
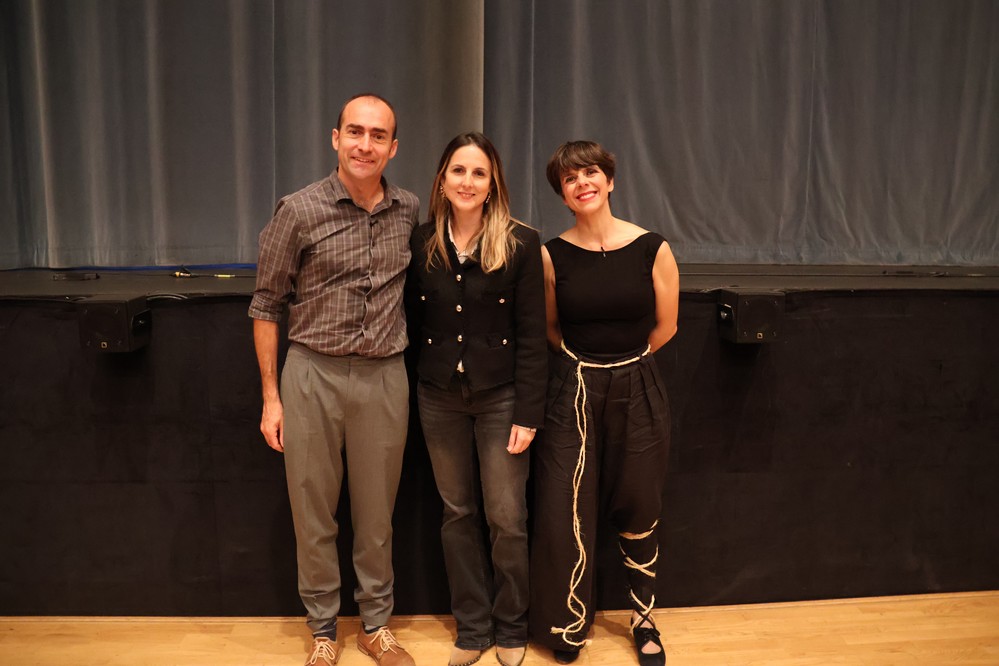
[308,638,338,664]
[371,626,401,654]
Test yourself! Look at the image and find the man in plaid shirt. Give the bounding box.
[250,93,419,666]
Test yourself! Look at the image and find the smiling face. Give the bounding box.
[442,144,493,216]
[331,96,398,188]
[560,164,615,215]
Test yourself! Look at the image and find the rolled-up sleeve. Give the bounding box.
[249,199,301,321]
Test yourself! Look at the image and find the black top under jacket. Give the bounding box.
[407,220,547,428]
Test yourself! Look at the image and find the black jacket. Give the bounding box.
[407,221,547,428]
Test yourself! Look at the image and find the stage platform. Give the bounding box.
[1,265,997,617]
[2,264,998,300]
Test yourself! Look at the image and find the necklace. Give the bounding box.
[448,220,480,259]
[453,234,473,257]
[568,231,610,256]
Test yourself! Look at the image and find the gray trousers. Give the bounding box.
[281,343,409,633]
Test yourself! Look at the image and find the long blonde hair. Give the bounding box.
[425,132,525,274]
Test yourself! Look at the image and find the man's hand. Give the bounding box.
[260,398,285,452]
[253,319,284,452]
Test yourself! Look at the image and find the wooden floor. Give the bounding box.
[2,592,998,665]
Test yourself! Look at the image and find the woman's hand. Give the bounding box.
[507,424,537,454]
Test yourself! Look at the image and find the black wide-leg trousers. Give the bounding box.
[529,348,671,651]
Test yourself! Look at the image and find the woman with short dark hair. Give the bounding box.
[530,140,680,666]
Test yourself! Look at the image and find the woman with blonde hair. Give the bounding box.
[409,131,546,666]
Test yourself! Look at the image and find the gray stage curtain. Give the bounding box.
[2,0,997,269]
[0,0,483,268]
[486,0,999,265]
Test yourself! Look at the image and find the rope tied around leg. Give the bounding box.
[620,520,658,541]
[620,519,659,579]
[550,341,651,647]
[620,520,660,631]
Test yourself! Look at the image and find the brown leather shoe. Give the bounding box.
[356,626,416,666]
[305,636,343,665]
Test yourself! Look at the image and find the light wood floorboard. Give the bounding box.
[2,592,998,665]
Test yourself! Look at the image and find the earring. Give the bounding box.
[485,193,491,204]
[439,185,446,198]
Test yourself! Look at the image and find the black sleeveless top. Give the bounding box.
[546,231,664,356]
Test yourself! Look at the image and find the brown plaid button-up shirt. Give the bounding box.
[249,170,420,358]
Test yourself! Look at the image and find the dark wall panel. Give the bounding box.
[1,291,997,616]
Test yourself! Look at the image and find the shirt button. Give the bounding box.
[457,335,463,342]
[502,339,508,345]
[456,304,462,312]
[498,298,506,304]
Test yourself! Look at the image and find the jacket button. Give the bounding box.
[420,295,426,301]
[457,335,463,342]
[427,338,433,344]
[456,274,462,282]
[502,339,508,345]
[456,304,462,312]
[498,298,506,304]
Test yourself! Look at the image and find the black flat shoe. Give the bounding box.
[633,624,665,666]
[553,648,579,664]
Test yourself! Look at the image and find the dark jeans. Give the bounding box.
[417,376,530,649]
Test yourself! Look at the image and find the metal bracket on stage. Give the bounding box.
[716,289,785,343]
[77,295,152,352]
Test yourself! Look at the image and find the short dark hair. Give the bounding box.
[336,93,398,140]
[545,140,616,196]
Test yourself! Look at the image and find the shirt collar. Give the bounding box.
[329,169,400,210]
